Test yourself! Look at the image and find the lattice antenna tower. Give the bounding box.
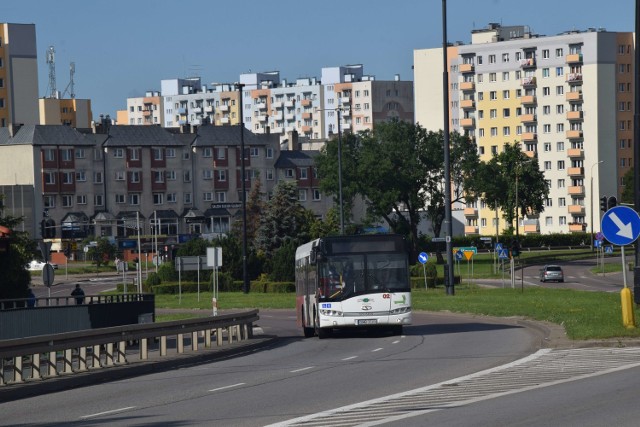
[62,62,76,99]
[46,46,57,99]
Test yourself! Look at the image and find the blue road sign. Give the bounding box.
[455,250,463,261]
[495,243,503,251]
[594,239,602,248]
[418,252,429,264]
[601,206,640,246]
[498,249,509,259]
[605,245,614,254]
[595,231,604,241]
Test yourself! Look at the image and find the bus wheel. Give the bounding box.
[391,325,403,336]
[303,325,314,338]
[317,327,331,339]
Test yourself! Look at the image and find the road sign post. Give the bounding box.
[418,252,429,290]
[601,206,640,329]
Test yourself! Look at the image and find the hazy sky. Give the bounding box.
[3,0,635,120]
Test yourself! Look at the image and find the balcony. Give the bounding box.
[567,166,585,176]
[521,132,537,142]
[301,99,312,107]
[521,77,536,87]
[520,114,537,123]
[520,58,536,68]
[256,102,267,110]
[285,100,295,107]
[272,111,283,120]
[340,97,351,105]
[521,95,537,105]
[258,115,268,122]
[460,63,475,73]
[219,105,230,112]
[566,111,583,121]
[220,117,230,124]
[301,125,312,133]
[566,53,583,64]
[524,150,537,158]
[567,73,583,84]
[192,107,202,114]
[464,225,479,234]
[302,112,313,120]
[568,185,585,195]
[523,222,540,234]
[464,207,478,217]
[205,106,214,113]
[460,81,475,91]
[567,148,584,158]
[568,205,586,215]
[285,113,295,120]
[566,91,583,102]
[568,223,586,232]
[177,107,187,114]
[461,99,476,109]
[566,130,583,140]
[272,101,283,109]
[460,117,475,128]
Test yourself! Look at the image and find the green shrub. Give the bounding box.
[144,272,161,292]
[157,263,178,281]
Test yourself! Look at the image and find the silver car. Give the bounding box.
[540,265,564,283]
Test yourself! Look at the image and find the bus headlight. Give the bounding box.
[390,306,411,315]
[319,309,343,317]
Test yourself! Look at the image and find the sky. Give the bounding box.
[3,0,636,121]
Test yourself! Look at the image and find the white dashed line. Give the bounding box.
[371,348,383,352]
[208,383,246,392]
[342,356,358,361]
[80,406,136,419]
[290,366,314,373]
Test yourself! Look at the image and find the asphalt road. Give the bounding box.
[0,311,544,426]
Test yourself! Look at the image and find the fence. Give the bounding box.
[0,309,259,386]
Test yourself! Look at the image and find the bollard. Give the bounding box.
[621,287,636,329]
[212,297,218,317]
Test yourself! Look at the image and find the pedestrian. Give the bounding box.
[71,284,85,305]
[27,288,36,308]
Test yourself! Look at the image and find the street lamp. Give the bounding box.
[235,82,249,294]
[590,160,604,250]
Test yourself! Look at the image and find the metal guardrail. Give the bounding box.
[0,309,259,386]
[0,294,148,310]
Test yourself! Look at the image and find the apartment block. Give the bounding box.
[39,97,93,128]
[0,23,39,127]
[414,23,629,236]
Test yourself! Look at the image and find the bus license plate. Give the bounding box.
[358,319,377,325]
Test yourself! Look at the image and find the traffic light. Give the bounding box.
[600,196,608,212]
[64,243,71,258]
[607,196,617,210]
[511,240,520,257]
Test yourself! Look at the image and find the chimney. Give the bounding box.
[8,123,22,137]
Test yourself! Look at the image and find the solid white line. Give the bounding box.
[372,348,383,352]
[290,366,314,373]
[342,356,358,361]
[80,406,136,419]
[208,382,246,392]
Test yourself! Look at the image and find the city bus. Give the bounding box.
[295,234,411,338]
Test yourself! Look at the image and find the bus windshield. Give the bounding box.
[317,253,409,302]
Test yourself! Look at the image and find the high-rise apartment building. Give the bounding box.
[39,98,93,128]
[0,23,39,127]
[414,23,631,236]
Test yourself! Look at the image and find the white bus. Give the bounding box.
[295,234,411,338]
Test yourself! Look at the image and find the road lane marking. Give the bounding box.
[208,382,245,392]
[80,406,136,419]
[290,366,314,373]
[392,340,400,344]
[342,356,358,361]
[372,348,383,352]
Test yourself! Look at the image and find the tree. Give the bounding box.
[621,167,634,205]
[87,238,116,268]
[474,143,548,234]
[0,197,35,300]
[315,120,480,260]
[255,181,311,258]
[231,177,265,248]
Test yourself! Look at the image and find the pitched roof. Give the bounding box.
[274,150,319,168]
[0,125,94,146]
[103,125,183,147]
[193,125,278,147]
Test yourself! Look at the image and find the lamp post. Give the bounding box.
[590,160,604,251]
[136,211,142,293]
[235,82,249,294]
[336,107,345,234]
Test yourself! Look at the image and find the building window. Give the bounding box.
[266,169,274,180]
[166,170,176,181]
[202,170,213,180]
[76,195,87,205]
[312,189,321,201]
[130,171,141,183]
[62,172,74,184]
[203,192,213,202]
[217,170,227,181]
[61,149,73,162]
[215,191,226,202]
[285,169,294,178]
[298,189,307,201]
[184,193,192,204]
[153,148,163,161]
[113,148,124,158]
[94,194,104,207]
[166,148,176,158]
[202,147,213,158]
[557,160,565,170]
[44,196,55,208]
[250,147,259,157]
[184,170,192,182]
[62,195,73,207]
[266,147,274,159]
[153,193,164,205]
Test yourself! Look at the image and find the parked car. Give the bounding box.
[26,260,58,271]
[539,265,564,283]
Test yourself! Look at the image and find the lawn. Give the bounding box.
[154,286,640,341]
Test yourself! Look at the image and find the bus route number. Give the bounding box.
[382,294,391,299]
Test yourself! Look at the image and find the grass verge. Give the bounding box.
[155,287,640,341]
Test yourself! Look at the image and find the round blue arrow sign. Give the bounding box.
[418,252,428,264]
[455,250,463,260]
[601,206,640,246]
